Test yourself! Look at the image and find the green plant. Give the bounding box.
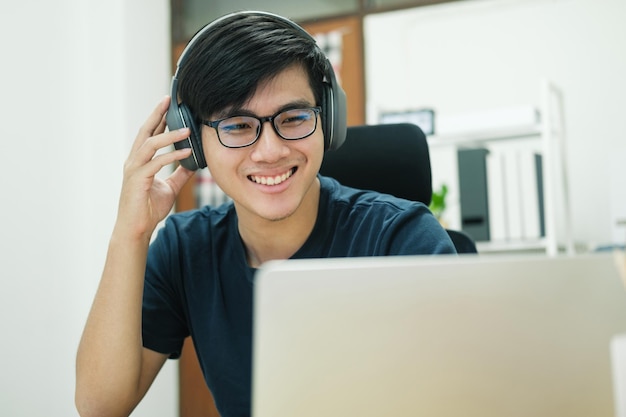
[429,183,448,220]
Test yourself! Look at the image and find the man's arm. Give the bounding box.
[75,97,194,417]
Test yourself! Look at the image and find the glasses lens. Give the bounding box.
[275,108,318,140]
[217,116,260,147]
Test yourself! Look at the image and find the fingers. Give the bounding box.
[129,96,197,169]
[126,143,192,186]
[123,96,196,189]
[125,125,189,170]
[131,96,172,154]
[145,146,192,174]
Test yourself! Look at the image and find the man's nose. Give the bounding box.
[250,121,289,162]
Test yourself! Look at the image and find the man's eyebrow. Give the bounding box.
[215,99,316,119]
[275,99,317,112]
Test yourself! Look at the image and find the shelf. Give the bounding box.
[476,238,548,254]
[427,124,541,148]
[426,80,573,256]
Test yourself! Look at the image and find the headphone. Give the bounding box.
[166,10,347,171]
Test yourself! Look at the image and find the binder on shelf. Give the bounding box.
[486,148,508,242]
[535,153,546,238]
[503,150,523,241]
[519,151,541,240]
[458,148,490,242]
[485,147,545,244]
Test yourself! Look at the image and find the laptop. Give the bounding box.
[252,253,626,417]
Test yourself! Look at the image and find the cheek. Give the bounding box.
[200,127,218,153]
[203,149,240,198]
[201,128,228,163]
[201,131,233,178]
[310,131,326,164]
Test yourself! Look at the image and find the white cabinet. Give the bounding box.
[428,80,574,256]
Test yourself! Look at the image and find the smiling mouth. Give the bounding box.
[248,167,296,186]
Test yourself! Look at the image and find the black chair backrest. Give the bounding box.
[320,123,477,254]
[320,123,432,205]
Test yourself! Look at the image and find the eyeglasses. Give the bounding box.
[202,107,322,148]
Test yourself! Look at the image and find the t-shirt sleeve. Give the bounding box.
[315,177,458,257]
[381,202,458,255]
[142,219,190,359]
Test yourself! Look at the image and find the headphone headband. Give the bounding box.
[175,11,317,74]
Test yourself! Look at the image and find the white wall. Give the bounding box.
[0,0,177,416]
[365,0,626,248]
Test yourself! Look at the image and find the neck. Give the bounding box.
[237,179,320,268]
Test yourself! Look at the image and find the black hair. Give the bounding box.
[177,12,329,121]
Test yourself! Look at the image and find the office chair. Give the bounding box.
[319,123,478,254]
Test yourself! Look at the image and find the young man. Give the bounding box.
[75,11,456,417]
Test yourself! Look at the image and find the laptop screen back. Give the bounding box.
[252,253,626,417]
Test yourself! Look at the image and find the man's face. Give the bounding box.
[201,64,325,225]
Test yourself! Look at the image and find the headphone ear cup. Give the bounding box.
[321,83,333,151]
[179,104,207,169]
[320,65,347,152]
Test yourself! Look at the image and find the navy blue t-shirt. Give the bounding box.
[143,175,455,417]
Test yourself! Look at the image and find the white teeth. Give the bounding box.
[250,169,293,186]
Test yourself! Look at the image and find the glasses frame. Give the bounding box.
[201,106,322,149]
